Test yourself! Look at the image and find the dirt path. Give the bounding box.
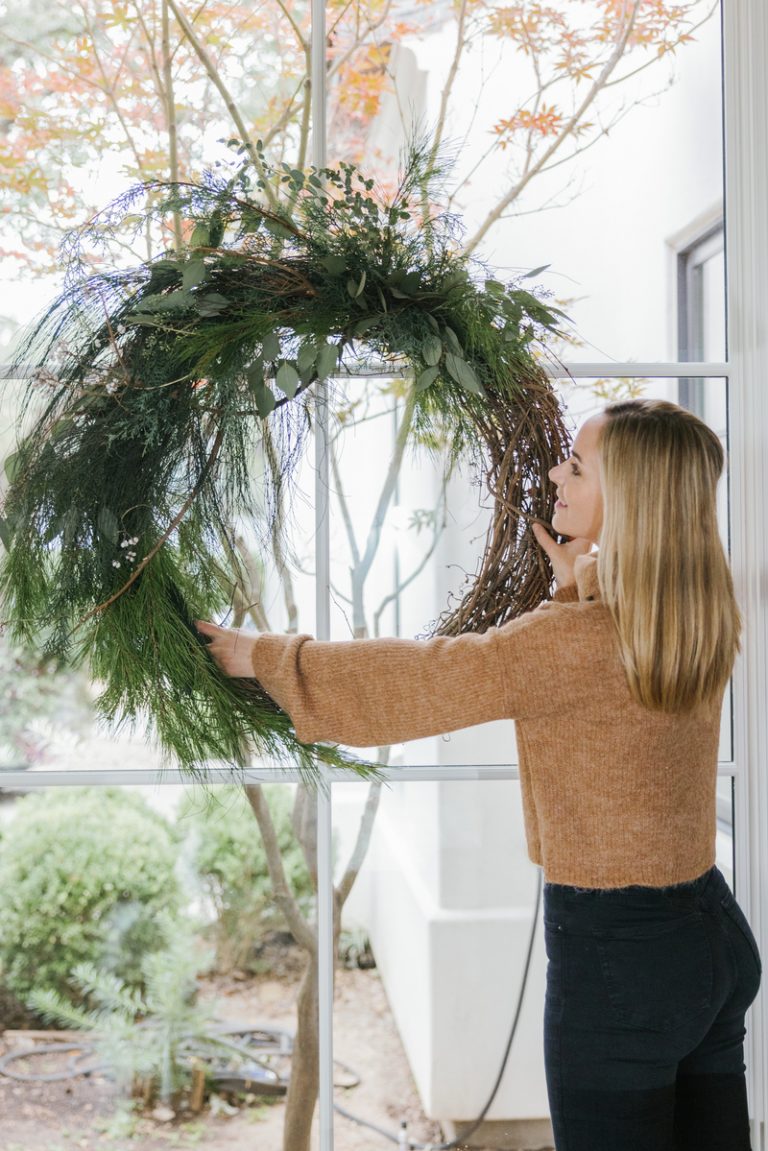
[0,961,448,1151]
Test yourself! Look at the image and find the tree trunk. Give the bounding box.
[283,927,338,1151]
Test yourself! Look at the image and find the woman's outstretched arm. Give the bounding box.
[196,605,565,748]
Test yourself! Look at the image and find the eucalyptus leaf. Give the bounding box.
[262,332,281,361]
[189,222,210,248]
[316,343,339,380]
[352,316,379,337]
[0,516,12,550]
[135,290,193,314]
[321,255,346,276]
[264,217,293,242]
[445,353,484,395]
[523,264,551,279]
[416,366,440,393]
[253,381,276,418]
[3,451,22,485]
[422,336,442,366]
[442,326,462,356]
[276,361,300,398]
[195,293,230,317]
[346,270,367,299]
[297,342,317,373]
[182,259,207,290]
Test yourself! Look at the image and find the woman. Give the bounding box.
[197,398,761,1151]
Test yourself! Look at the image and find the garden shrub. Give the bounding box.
[178,784,314,972]
[0,787,181,1004]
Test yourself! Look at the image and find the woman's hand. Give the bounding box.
[532,522,593,589]
[195,620,257,677]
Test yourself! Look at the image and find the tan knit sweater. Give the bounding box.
[249,556,721,889]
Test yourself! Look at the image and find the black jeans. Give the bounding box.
[543,865,762,1151]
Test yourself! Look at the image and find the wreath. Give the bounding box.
[0,146,569,780]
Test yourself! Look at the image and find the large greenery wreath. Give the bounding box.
[0,146,569,779]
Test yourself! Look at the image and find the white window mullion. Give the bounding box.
[311,0,335,1147]
[723,0,768,1144]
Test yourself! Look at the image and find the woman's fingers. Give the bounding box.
[532,521,556,558]
[532,522,593,590]
[194,620,256,677]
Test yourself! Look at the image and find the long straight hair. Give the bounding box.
[597,399,740,713]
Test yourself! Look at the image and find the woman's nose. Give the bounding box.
[548,463,561,483]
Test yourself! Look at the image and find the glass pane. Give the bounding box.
[427,4,725,363]
[0,781,320,1150]
[332,777,552,1150]
[716,774,735,886]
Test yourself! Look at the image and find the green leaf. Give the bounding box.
[444,353,484,396]
[422,336,442,367]
[264,217,294,242]
[523,264,551,279]
[195,293,229,317]
[0,516,12,550]
[97,507,120,545]
[346,270,367,299]
[253,381,276,418]
[321,255,346,276]
[442,326,462,356]
[352,316,379,337]
[3,451,22,485]
[135,290,192,314]
[276,361,300,398]
[424,314,439,334]
[416,366,440,393]
[297,342,317,373]
[246,357,264,385]
[485,279,505,294]
[262,332,281,360]
[182,259,207,290]
[316,343,339,380]
[189,222,210,248]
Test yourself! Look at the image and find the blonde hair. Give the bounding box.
[597,399,740,713]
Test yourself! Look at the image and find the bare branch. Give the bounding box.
[327,0,395,81]
[162,0,183,249]
[336,778,383,907]
[262,422,299,632]
[165,0,279,209]
[372,472,450,637]
[463,0,643,256]
[330,433,361,567]
[245,784,316,952]
[355,387,416,597]
[275,0,307,51]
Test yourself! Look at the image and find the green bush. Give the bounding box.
[178,785,314,972]
[0,788,182,1004]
